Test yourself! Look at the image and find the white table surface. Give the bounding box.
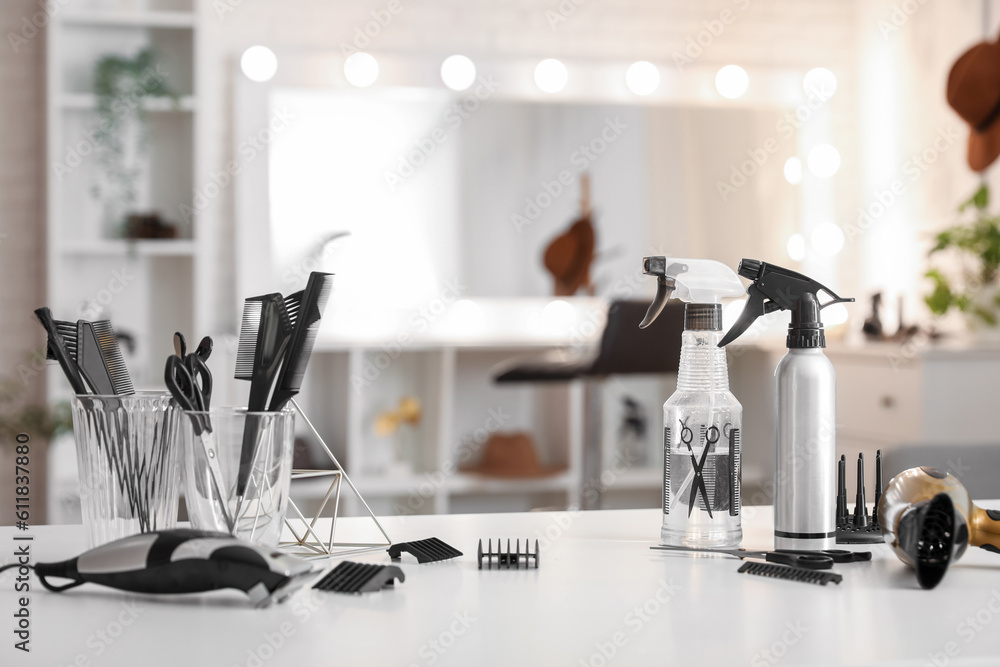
[3,504,1000,667]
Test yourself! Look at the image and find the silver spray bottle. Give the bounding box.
[718,259,854,550]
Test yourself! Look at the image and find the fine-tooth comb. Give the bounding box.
[388,537,463,564]
[737,561,843,586]
[90,320,135,396]
[477,538,540,570]
[268,272,333,411]
[234,293,293,496]
[312,561,405,594]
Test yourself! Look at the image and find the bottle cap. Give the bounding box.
[685,303,722,331]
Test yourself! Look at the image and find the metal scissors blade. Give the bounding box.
[650,545,834,570]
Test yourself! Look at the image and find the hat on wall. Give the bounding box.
[947,36,1000,172]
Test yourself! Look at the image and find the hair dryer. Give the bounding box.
[879,466,1000,589]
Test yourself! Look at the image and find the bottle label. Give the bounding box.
[730,427,741,517]
[662,427,671,515]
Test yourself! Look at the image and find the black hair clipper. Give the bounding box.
[25,529,317,608]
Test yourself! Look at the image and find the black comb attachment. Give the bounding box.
[312,561,405,594]
[477,538,539,570]
[388,537,462,564]
[738,561,842,586]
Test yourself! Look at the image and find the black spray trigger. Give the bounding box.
[718,259,854,349]
[638,257,683,328]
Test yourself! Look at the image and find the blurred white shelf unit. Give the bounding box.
[45,1,200,395]
[293,336,672,517]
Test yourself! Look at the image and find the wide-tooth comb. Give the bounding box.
[89,320,134,396]
[737,561,843,586]
[268,272,333,411]
[34,308,87,394]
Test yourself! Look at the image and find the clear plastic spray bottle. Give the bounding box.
[639,257,746,548]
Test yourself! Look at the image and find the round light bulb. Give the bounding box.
[787,233,806,261]
[440,55,476,91]
[715,65,748,99]
[534,59,568,93]
[803,67,837,99]
[810,222,845,257]
[344,52,379,88]
[807,144,841,178]
[240,46,278,83]
[625,61,660,96]
[783,157,803,185]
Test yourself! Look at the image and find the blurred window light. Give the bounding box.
[541,299,575,332]
[440,55,477,91]
[626,61,660,96]
[807,144,841,177]
[803,67,837,99]
[241,46,278,82]
[447,299,487,335]
[810,222,845,257]
[783,157,803,185]
[344,52,379,88]
[787,233,806,261]
[715,65,748,99]
[534,59,568,93]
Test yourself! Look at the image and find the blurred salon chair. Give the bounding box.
[882,442,1000,500]
[493,300,684,509]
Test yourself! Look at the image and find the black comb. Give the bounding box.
[738,561,843,586]
[477,538,539,570]
[268,272,333,411]
[312,561,405,594]
[234,293,293,496]
[79,320,134,396]
[388,537,462,564]
[34,308,87,394]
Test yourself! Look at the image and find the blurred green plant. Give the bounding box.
[0,376,72,446]
[90,48,175,233]
[925,184,1000,327]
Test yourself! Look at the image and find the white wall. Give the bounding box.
[196,0,864,333]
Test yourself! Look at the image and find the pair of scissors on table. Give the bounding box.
[165,335,234,532]
[650,545,872,570]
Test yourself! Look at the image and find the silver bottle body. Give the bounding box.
[773,347,837,550]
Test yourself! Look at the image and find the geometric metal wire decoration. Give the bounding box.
[280,398,392,558]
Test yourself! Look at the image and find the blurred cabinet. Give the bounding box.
[46,0,200,395]
[730,340,1000,500]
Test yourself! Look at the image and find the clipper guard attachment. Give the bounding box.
[477,539,539,570]
[312,561,405,594]
[388,537,463,564]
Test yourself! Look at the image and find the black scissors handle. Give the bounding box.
[763,552,833,570]
[776,549,872,563]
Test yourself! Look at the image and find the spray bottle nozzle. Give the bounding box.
[639,256,745,330]
[718,259,855,348]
